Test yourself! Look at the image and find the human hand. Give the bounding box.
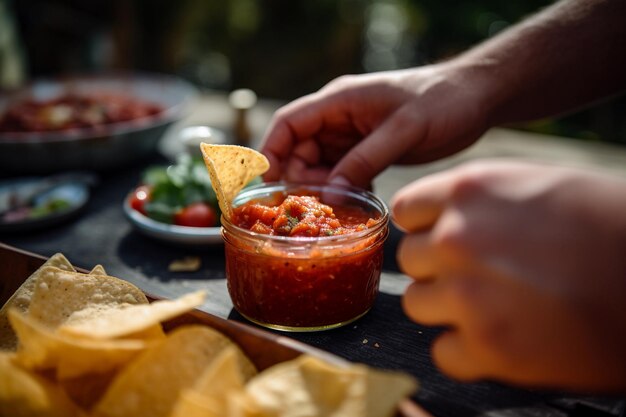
[393,160,626,392]
[260,63,493,189]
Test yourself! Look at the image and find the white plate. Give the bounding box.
[123,196,222,245]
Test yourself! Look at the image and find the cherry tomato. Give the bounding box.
[130,185,151,215]
[174,202,217,227]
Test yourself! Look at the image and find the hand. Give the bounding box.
[259,0,626,190]
[393,160,626,392]
[260,63,493,189]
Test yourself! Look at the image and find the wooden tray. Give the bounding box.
[0,242,431,417]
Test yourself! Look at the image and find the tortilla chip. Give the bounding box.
[237,355,418,417]
[59,370,118,411]
[28,267,149,329]
[227,391,265,417]
[0,254,75,352]
[170,390,224,417]
[171,347,251,417]
[57,291,206,340]
[89,264,107,275]
[119,324,167,342]
[196,345,254,391]
[94,325,252,417]
[200,144,269,219]
[0,352,82,417]
[9,309,148,379]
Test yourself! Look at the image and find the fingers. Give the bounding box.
[432,331,483,381]
[262,88,434,188]
[285,157,332,184]
[263,151,283,182]
[329,108,424,189]
[397,232,436,280]
[402,281,450,326]
[261,118,294,181]
[260,91,343,181]
[391,169,459,232]
[283,140,330,183]
[403,280,487,382]
[262,93,329,155]
[292,138,321,166]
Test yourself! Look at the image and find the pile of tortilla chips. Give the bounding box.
[0,254,417,417]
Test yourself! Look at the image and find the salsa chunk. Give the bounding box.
[232,194,377,237]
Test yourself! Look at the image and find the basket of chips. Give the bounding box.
[0,243,425,417]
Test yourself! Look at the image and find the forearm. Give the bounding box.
[449,0,626,126]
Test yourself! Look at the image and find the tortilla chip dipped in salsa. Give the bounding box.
[199,143,270,220]
[198,143,389,331]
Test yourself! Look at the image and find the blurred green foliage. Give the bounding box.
[9,0,626,144]
[164,0,626,144]
[167,0,551,97]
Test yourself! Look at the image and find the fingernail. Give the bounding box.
[329,175,351,187]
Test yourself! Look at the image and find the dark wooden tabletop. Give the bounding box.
[1,152,624,417]
[3,93,626,416]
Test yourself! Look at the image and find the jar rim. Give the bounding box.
[221,181,389,244]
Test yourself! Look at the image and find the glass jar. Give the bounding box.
[221,182,389,332]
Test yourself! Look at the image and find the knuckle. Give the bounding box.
[273,106,286,118]
[475,321,507,352]
[323,74,357,91]
[446,281,509,356]
[274,101,295,118]
[392,105,414,123]
[431,213,468,255]
[272,107,292,125]
[464,311,514,364]
[449,163,490,202]
[431,333,480,382]
[345,148,378,182]
[473,324,518,371]
[441,276,520,371]
[445,277,481,316]
[392,105,423,131]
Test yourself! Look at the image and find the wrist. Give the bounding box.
[438,57,504,128]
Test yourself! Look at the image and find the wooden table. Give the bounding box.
[2,93,625,417]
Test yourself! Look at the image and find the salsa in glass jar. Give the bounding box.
[221,183,389,331]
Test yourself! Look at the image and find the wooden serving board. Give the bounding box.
[0,242,432,417]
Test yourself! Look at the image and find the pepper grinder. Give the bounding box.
[229,88,257,148]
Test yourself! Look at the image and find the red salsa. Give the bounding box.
[232,194,378,237]
[224,191,388,330]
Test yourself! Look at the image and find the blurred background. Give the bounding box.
[2,0,625,145]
